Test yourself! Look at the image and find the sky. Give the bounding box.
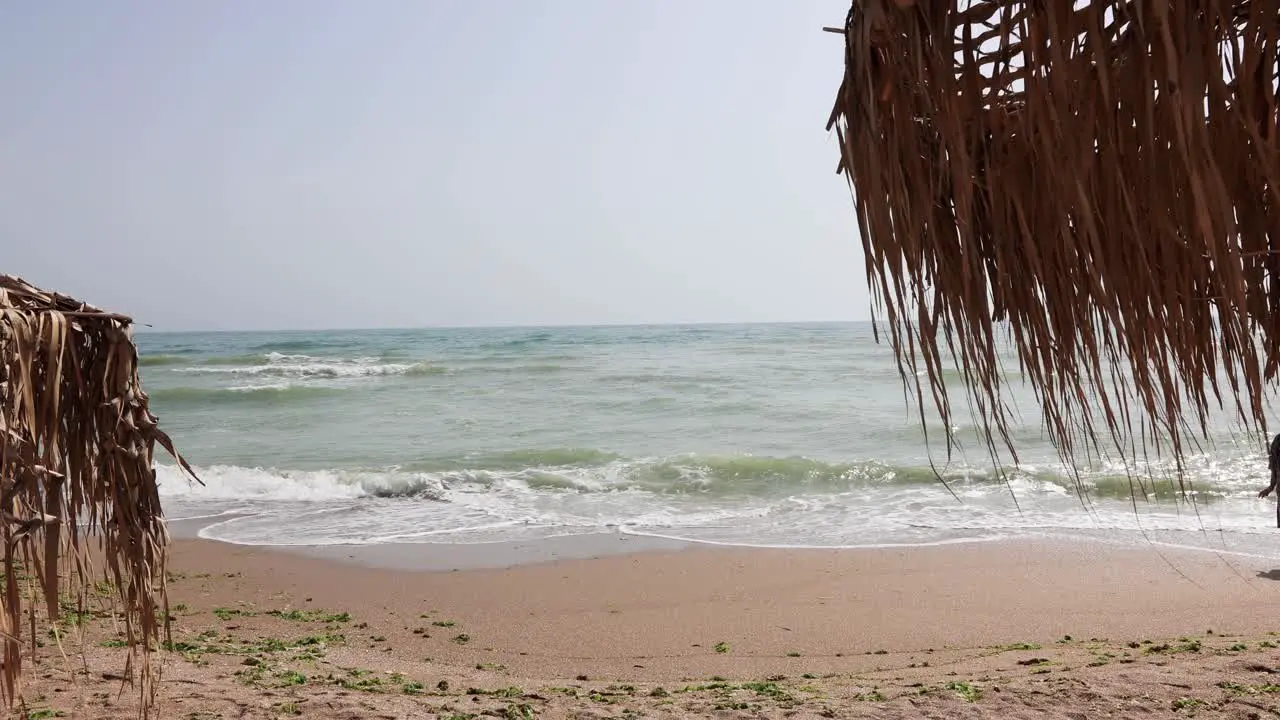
[0,1,868,331]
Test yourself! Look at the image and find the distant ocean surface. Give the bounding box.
[137,323,1280,558]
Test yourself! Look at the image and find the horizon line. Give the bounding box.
[133,318,876,334]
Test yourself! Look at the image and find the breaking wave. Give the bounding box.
[176,358,431,379]
[157,450,1264,503]
[156,452,1278,549]
[139,354,189,366]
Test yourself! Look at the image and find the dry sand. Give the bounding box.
[17,535,1280,718]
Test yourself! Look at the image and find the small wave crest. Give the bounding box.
[148,385,345,407]
[139,354,189,367]
[454,363,566,376]
[404,363,450,377]
[150,350,593,380]
[201,353,279,366]
[176,353,442,379]
[247,338,362,353]
[479,331,555,351]
[403,448,622,473]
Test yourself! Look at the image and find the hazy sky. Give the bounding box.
[1,1,867,331]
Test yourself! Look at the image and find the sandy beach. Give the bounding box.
[12,1,1280,718]
[17,534,1280,719]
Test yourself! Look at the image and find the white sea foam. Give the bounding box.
[227,383,294,392]
[157,464,442,501]
[156,460,1280,556]
[173,352,433,380]
[181,363,420,378]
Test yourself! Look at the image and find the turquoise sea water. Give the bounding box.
[137,323,1280,557]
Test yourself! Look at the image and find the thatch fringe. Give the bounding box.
[828,1,1280,482]
[0,274,196,716]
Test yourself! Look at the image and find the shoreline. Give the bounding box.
[167,517,694,571]
[168,513,1280,574]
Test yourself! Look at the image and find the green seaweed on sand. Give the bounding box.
[503,704,537,720]
[466,687,523,698]
[213,607,254,621]
[1146,640,1201,655]
[740,681,792,701]
[265,609,351,623]
[995,642,1041,651]
[945,681,982,702]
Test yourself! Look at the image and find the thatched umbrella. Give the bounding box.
[0,274,196,713]
[827,0,1280,484]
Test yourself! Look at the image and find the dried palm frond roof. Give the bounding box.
[827,0,1280,482]
[0,274,197,715]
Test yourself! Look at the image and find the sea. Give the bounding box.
[136,322,1280,559]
